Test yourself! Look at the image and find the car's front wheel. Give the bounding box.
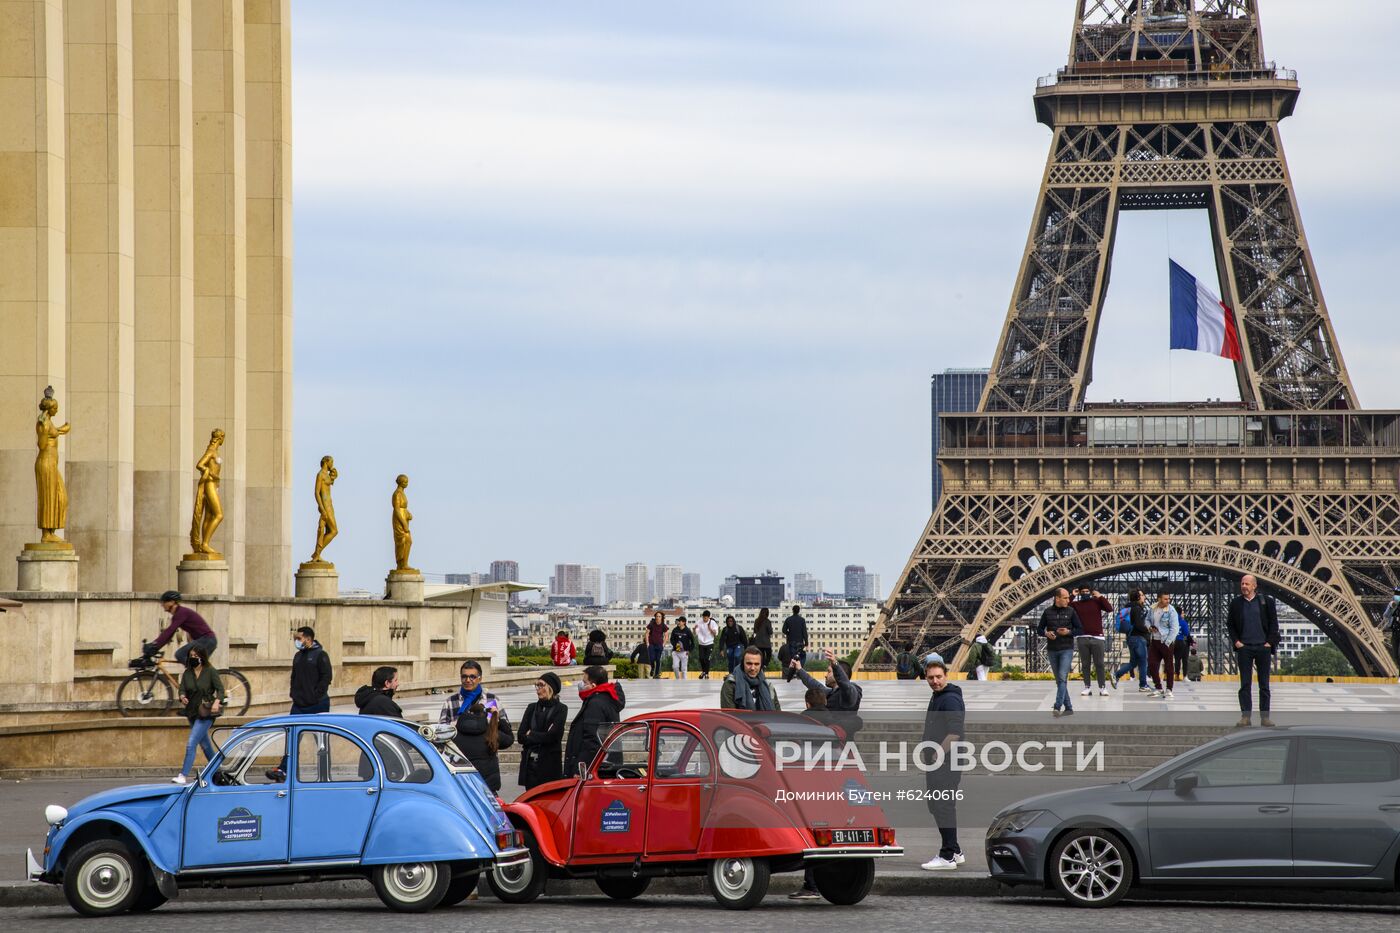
[372,861,451,912]
[485,828,547,904]
[62,840,142,916]
[1049,828,1134,908]
[707,856,770,910]
[596,875,651,900]
[812,858,875,905]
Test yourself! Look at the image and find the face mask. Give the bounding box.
[185,655,201,669]
[294,639,303,651]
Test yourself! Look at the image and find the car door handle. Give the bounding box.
[1258,805,1289,814]
[366,787,378,795]
[634,785,647,793]
[1380,804,1400,812]
[275,790,287,798]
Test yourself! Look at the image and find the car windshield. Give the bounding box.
[719,712,841,748]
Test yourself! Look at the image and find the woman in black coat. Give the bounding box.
[518,671,568,789]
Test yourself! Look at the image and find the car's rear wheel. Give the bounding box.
[707,856,769,910]
[62,840,142,916]
[372,861,450,912]
[596,875,651,900]
[439,869,480,907]
[812,858,875,905]
[1049,828,1133,908]
[486,828,547,904]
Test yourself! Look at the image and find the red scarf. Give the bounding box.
[579,681,620,703]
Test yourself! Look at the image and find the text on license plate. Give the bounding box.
[831,829,874,845]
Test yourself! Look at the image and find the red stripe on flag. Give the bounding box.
[1220,303,1242,362]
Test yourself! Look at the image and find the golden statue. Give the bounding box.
[391,474,417,574]
[309,455,338,562]
[188,429,226,558]
[33,387,72,547]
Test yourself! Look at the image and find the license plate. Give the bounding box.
[830,829,874,845]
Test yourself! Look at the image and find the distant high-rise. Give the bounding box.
[490,560,519,584]
[654,564,683,601]
[864,573,882,601]
[624,563,649,604]
[605,573,623,604]
[931,368,990,506]
[552,564,584,596]
[682,572,702,599]
[794,572,822,600]
[844,565,866,600]
[720,575,739,602]
[446,572,489,586]
[736,572,784,609]
[582,565,602,604]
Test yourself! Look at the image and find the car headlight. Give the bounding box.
[44,805,67,827]
[990,809,1045,835]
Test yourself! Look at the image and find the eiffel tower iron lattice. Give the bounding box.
[858,0,1400,678]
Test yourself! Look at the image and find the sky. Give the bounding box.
[290,0,1400,595]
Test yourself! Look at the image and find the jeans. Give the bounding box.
[648,645,664,677]
[174,634,218,665]
[1173,640,1189,678]
[1237,645,1272,713]
[1148,640,1175,690]
[926,767,962,859]
[671,651,688,679]
[1049,649,1074,710]
[290,698,330,714]
[1076,636,1106,687]
[725,644,744,674]
[1114,635,1148,688]
[697,644,713,676]
[181,717,215,775]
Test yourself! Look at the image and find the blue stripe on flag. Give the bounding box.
[1169,259,1199,351]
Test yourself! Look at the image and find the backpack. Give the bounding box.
[1115,607,1132,635]
[895,650,916,676]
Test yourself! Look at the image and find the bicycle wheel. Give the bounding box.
[219,669,252,716]
[116,670,173,716]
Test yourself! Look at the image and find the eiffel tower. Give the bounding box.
[858,0,1400,677]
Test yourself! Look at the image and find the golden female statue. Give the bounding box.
[391,474,417,573]
[188,429,226,557]
[34,387,71,544]
[309,455,338,562]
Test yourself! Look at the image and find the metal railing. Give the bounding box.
[1037,64,1296,90]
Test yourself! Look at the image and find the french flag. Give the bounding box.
[1169,259,1242,362]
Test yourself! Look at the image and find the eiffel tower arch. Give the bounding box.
[859,0,1400,677]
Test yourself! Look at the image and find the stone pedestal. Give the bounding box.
[17,545,80,592]
[385,571,424,602]
[295,561,339,598]
[178,556,230,596]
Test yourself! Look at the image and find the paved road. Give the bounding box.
[7,894,1400,931]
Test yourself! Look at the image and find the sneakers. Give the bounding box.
[1052,709,1062,718]
[1164,690,1174,699]
[171,773,188,785]
[1138,685,1154,693]
[1062,708,1075,716]
[1260,716,1276,728]
[1099,687,1109,696]
[921,856,959,871]
[1080,687,1092,697]
[1153,689,1165,698]
[952,852,966,865]
[1236,715,1252,727]
[789,888,821,899]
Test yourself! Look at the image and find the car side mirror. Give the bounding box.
[1173,772,1198,796]
[577,760,589,781]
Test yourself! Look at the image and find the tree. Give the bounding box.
[1283,643,1353,677]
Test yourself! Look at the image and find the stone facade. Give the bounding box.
[0,0,293,595]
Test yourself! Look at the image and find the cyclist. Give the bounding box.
[146,590,218,664]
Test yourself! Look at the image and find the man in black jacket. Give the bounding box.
[780,606,809,682]
[354,666,402,717]
[790,648,861,711]
[921,660,965,871]
[1038,588,1082,717]
[289,625,332,714]
[564,666,626,776]
[1226,574,1280,727]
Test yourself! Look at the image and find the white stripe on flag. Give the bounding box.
[1194,281,1227,356]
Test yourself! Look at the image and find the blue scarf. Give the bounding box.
[455,685,483,717]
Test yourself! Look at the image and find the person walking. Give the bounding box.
[895,640,921,680]
[517,671,568,790]
[148,590,218,665]
[751,607,774,666]
[289,625,332,714]
[1146,591,1181,699]
[721,614,747,673]
[443,660,514,793]
[645,611,668,679]
[549,629,576,667]
[628,637,651,679]
[965,635,993,681]
[1112,589,1152,692]
[1072,587,1114,696]
[920,659,966,870]
[581,629,612,666]
[1227,574,1279,727]
[1039,588,1082,717]
[355,666,403,717]
[564,666,626,776]
[1173,616,1192,681]
[694,610,719,679]
[721,646,781,710]
[669,616,694,679]
[172,643,224,784]
[779,605,808,682]
[1384,587,1400,682]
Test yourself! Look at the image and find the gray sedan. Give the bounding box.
[985,725,1400,907]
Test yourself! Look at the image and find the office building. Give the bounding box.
[794,573,822,600]
[654,565,683,601]
[490,560,519,584]
[624,563,649,604]
[844,565,867,600]
[682,572,702,599]
[582,565,602,605]
[605,573,623,604]
[735,572,784,609]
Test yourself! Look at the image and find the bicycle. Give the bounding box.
[117,649,251,717]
